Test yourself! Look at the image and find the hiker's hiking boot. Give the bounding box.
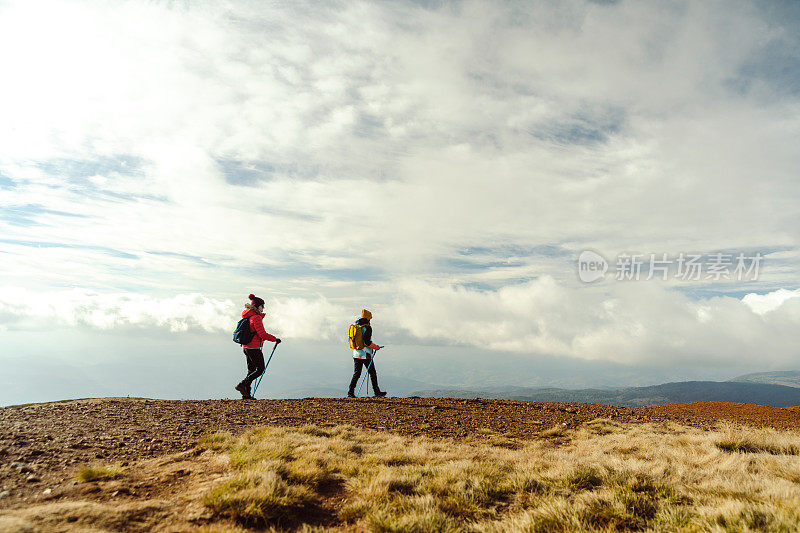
[347,391,356,398]
[235,383,250,399]
[374,391,387,398]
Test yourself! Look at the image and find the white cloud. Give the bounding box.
[742,288,800,315]
[0,286,351,341]
[269,297,349,342]
[0,287,236,333]
[0,0,798,371]
[389,277,800,367]
[3,280,800,369]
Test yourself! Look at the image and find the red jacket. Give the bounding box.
[241,308,277,349]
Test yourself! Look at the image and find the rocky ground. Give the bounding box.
[1,396,800,511]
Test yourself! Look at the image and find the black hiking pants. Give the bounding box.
[240,348,265,389]
[349,355,381,394]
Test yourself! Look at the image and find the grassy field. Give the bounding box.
[3,419,800,532]
[197,420,800,532]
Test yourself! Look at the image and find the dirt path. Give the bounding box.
[2,397,800,511]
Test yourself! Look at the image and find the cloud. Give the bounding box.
[0,287,236,333]
[269,297,350,342]
[389,276,800,367]
[742,288,800,315]
[4,279,799,369]
[0,0,798,373]
[0,287,351,341]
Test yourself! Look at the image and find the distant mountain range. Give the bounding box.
[272,370,800,407]
[729,371,800,388]
[414,379,800,407]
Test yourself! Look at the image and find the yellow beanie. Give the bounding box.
[361,309,372,320]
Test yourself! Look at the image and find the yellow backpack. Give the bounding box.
[348,323,365,350]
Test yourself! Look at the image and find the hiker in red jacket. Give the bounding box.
[235,294,281,399]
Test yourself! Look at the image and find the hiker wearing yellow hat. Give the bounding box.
[346,308,386,398]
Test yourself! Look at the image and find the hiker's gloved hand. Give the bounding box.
[275,338,282,344]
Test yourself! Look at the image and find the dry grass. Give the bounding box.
[202,469,315,526]
[537,424,568,439]
[715,426,800,455]
[199,420,800,531]
[3,420,800,532]
[75,464,125,482]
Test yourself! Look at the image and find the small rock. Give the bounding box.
[0,490,10,499]
[42,488,52,496]
[26,474,41,483]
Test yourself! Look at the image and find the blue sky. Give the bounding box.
[1,0,799,404]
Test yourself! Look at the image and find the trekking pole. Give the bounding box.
[356,350,378,397]
[252,341,279,398]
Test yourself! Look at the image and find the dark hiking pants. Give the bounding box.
[240,348,265,389]
[348,355,380,394]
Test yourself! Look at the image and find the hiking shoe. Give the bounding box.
[347,392,356,398]
[235,383,250,398]
[374,391,387,398]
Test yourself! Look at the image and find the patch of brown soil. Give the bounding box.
[0,446,238,532]
[648,401,800,428]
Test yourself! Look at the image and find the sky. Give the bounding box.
[1,0,799,405]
